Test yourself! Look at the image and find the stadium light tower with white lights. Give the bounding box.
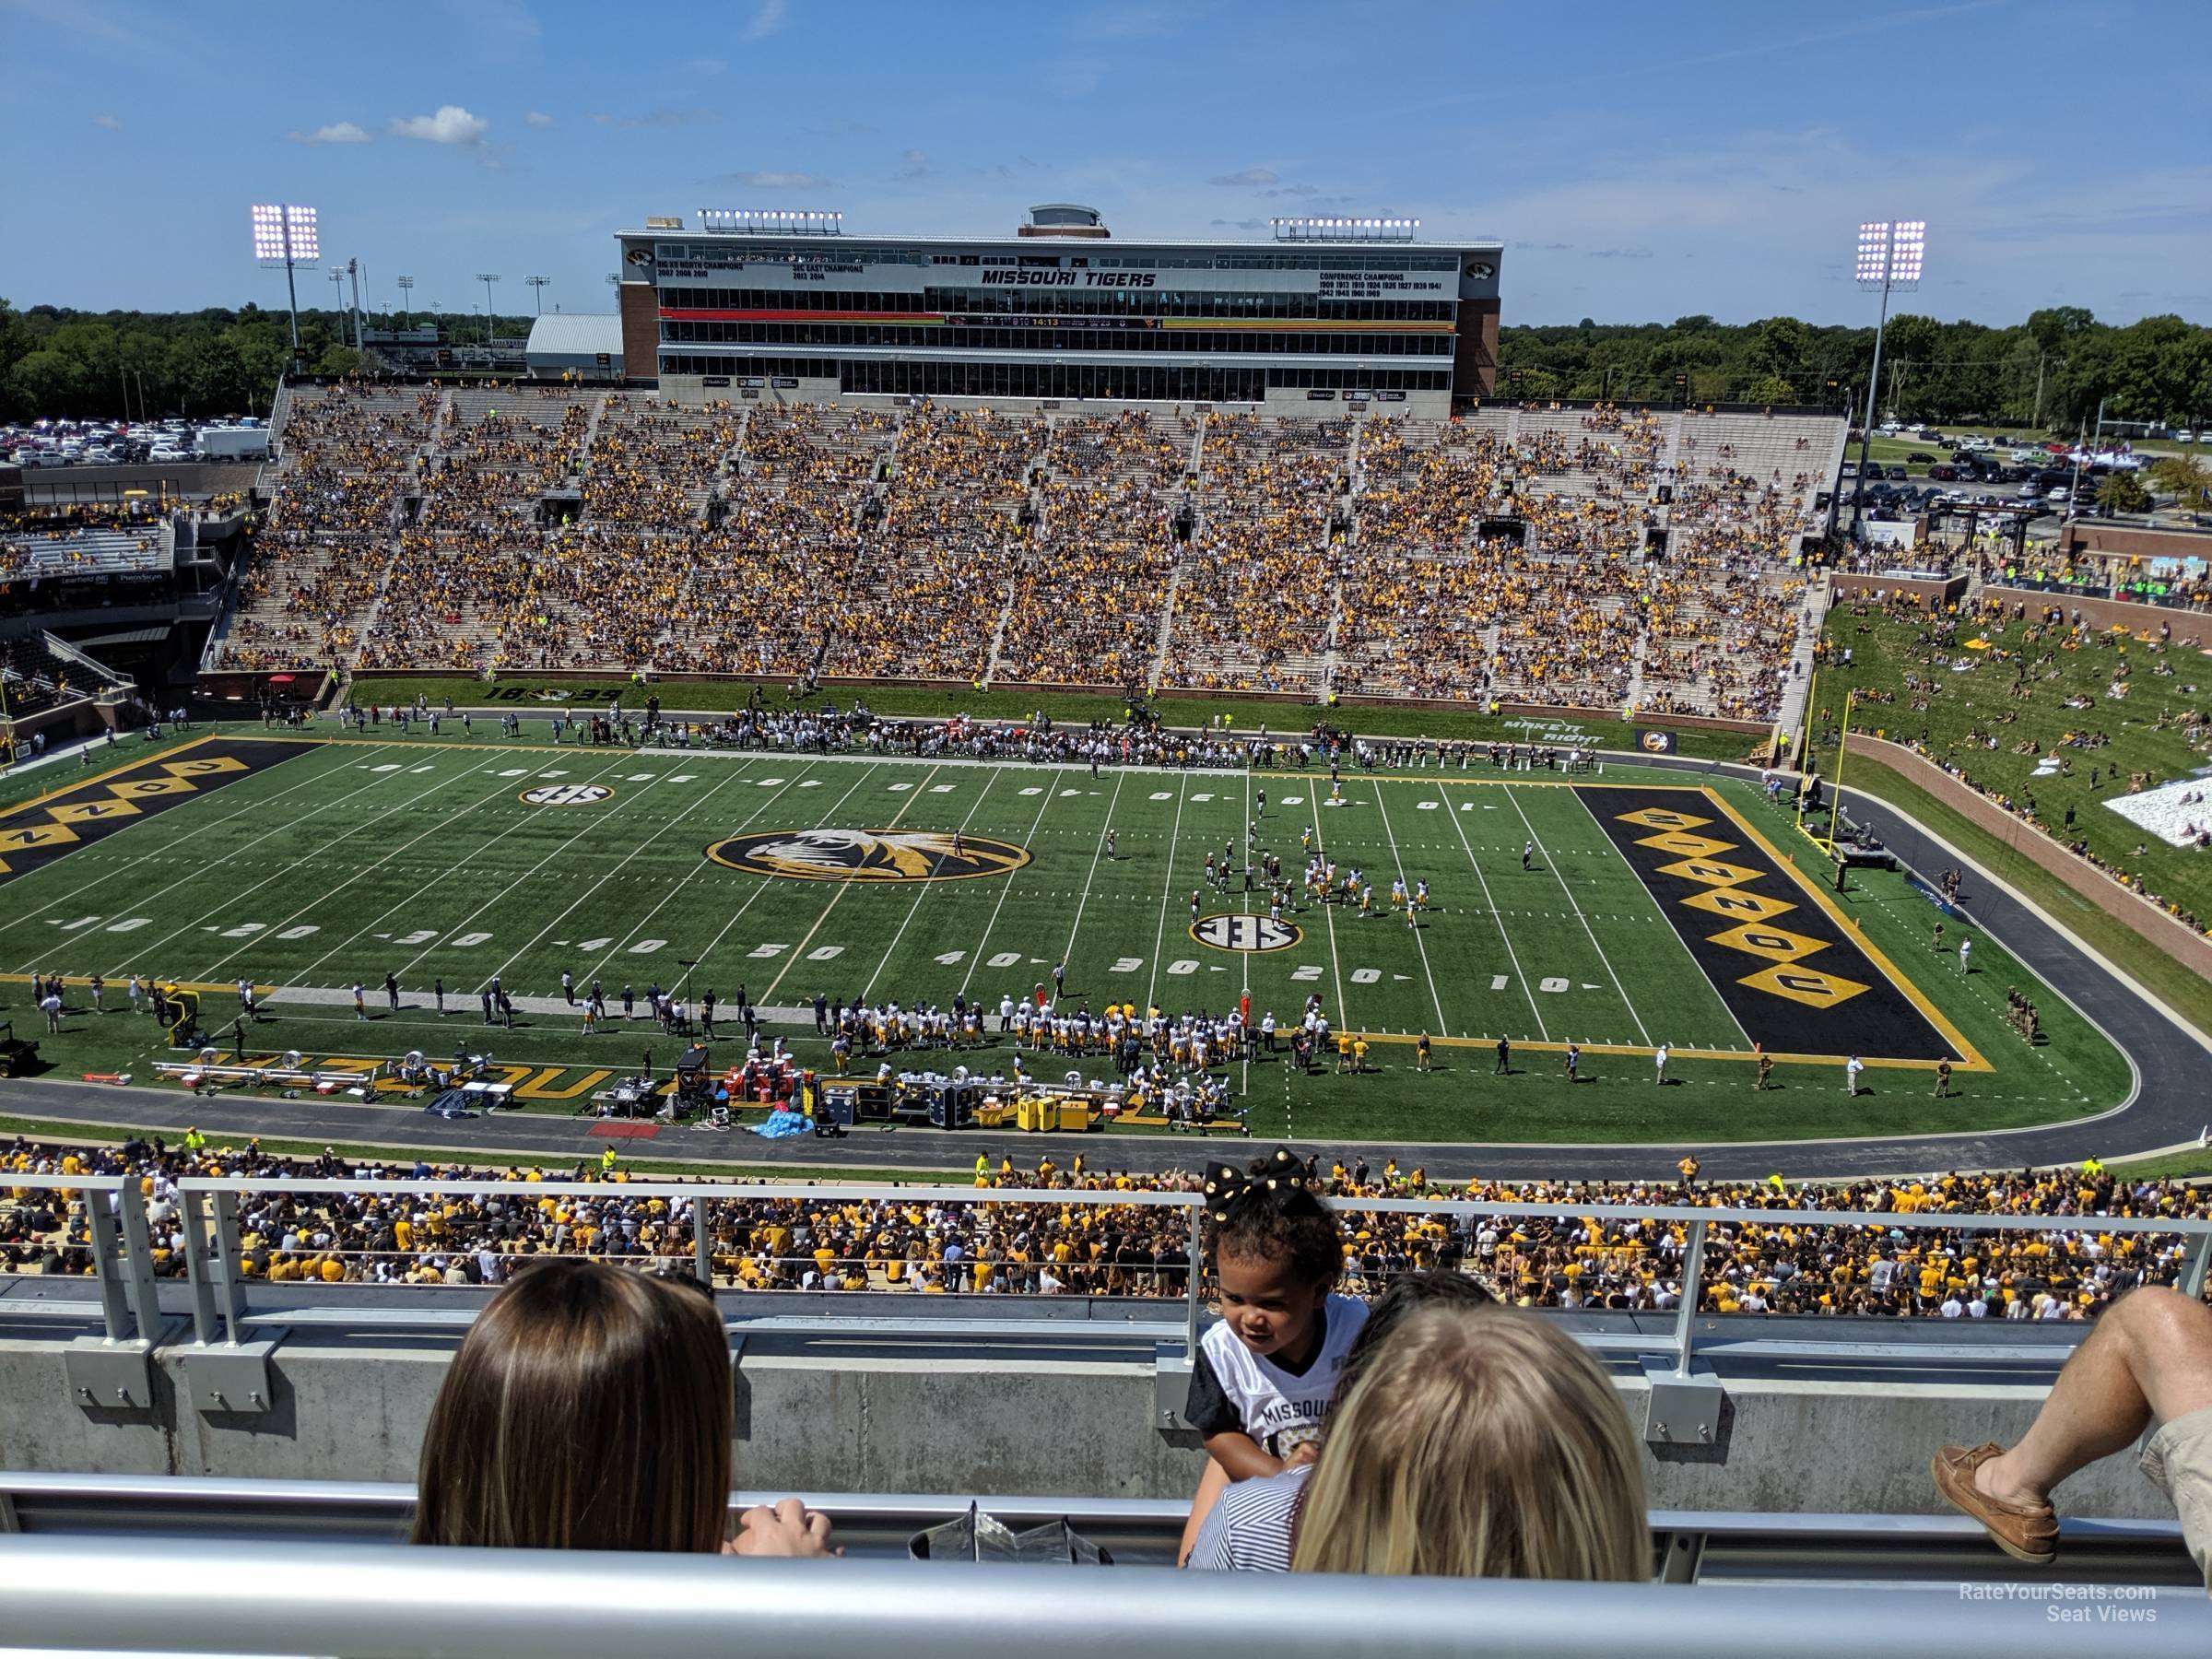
[251,204,320,370]
[1848,218,1925,538]
[477,273,501,345]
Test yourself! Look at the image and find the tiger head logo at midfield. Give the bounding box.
[705,829,1031,883]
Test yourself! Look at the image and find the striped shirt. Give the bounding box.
[1185,1465,1308,1572]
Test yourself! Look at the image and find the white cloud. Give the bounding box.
[744,0,786,40]
[290,121,371,146]
[1207,166,1277,187]
[390,104,489,145]
[91,113,122,130]
[702,170,832,189]
[524,111,555,128]
[898,148,932,180]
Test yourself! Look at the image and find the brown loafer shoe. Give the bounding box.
[1932,1442,2057,1565]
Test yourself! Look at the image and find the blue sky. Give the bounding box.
[5,0,2206,326]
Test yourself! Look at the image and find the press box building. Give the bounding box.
[614,205,1502,415]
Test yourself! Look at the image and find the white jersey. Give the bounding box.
[1193,1292,1368,1458]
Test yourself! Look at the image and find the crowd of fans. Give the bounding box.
[997,411,1188,688]
[6,1133,2204,1321]
[1831,590,2211,935]
[228,384,1830,720]
[221,385,440,671]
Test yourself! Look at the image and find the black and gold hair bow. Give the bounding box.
[1203,1147,1308,1222]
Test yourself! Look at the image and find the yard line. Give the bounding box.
[476,759,761,988]
[1500,785,1650,1047]
[105,758,536,982]
[1565,784,1753,1051]
[959,766,1075,1001]
[860,767,1009,1004]
[0,741,393,950]
[238,748,646,987]
[575,763,818,989]
[1053,768,1127,986]
[765,763,941,1006]
[1430,778,1547,1041]
[1366,780,1451,1039]
[1144,773,1191,1012]
[1304,783,1349,1029]
[1240,762,1252,1101]
[688,762,883,982]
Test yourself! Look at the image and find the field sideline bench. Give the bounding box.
[153,1061,383,1096]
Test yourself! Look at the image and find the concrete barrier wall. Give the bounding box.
[1830,573,1967,606]
[1850,735,2212,978]
[0,1334,2174,1522]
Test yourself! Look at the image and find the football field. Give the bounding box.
[0,726,2122,1149]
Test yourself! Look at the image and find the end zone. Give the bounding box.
[1578,784,1987,1071]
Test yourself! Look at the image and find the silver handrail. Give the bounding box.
[1,1535,2204,1657]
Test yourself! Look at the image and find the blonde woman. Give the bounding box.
[1291,1301,1648,1581]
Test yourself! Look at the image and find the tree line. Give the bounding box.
[1497,308,2209,433]
[1,294,2206,435]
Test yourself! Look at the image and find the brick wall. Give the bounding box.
[617,283,659,388]
[1981,586,2212,649]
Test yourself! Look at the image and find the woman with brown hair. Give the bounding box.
[1290,1300,1648,1582]
[410,1260,830,1556]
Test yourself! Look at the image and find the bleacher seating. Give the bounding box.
[229,383,1841,720]
[0,631,131,718]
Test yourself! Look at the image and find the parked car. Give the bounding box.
[146,445,188,464]
[1886,465,1908,480]
[1928,465,1959,481]
[1906,452,1935,463]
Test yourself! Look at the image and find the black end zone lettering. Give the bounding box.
[0,739,312,889]
[1582,785,1951,1061]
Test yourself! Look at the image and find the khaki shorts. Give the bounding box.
[2140,1402,2212,1592]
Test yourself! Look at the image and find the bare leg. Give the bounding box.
[1979,1288,2212,1509]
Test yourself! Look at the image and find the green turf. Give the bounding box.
[339,676,1766,764]
[0,723,2124,1151]
[1809,602,2212,927]
[2106,1147,2212,1182]
[1803,752,2212,1042]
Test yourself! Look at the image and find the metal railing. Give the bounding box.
[0,1173,160,1344]
[0,1470,2202,1588]
[3,1534,2206,1658]
[12,1178,2212,1375]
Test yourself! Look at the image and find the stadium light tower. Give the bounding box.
[1848,219,1925,540]
[251,204,320,371]
[395,275,414,330]
[525,275,550,315]
[477,273,501,345]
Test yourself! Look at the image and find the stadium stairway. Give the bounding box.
[1768,575,1830,744]
[1145,564,1182,695]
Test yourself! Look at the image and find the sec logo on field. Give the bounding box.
[705,829,1031,883]
[520,783,614,806]
[1191,913,1301,953]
